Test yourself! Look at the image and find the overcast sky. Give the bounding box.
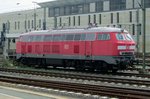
[0,0,54,13]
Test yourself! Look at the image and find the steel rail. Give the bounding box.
[0,75,150,99]
[0,68,150,86]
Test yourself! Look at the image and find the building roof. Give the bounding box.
[38,0,105,8]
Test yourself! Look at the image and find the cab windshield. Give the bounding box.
[125,33,133,41]
[116,33,125,40]
[116,33,133,41]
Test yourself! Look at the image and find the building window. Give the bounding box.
[71,6,77,14]
[48,8,50,17]
[18,21,20,30]
[59,17,62,26]
[132,24,135,35]
[64,7,66,15]
[83,3,90,13]
[89,3,96,12]
[93,14,96,24]
[71,5,83,14]
[48,8,54,17]
[88,15,91,24]
[59,7,64,16]
[68,17,71,26]
[64,6,71,15]
[129,11,132,22]
[7,21,10,30]
[78,16,80,26]
[77,5,83,14]
[99,14,101,24]
[73,16,75,26]
[54,7,60,16]
[137,24,142,35]
[28,20,30,29]
[54,17,57,28]
[110,0,126,11]
[111,13,113,24]
[145,0,150,8]
[15,22,17,30]
[32,20,34,28]
[39,19,41,28]
[96,1,103,12]
[117,12,119,23]
[25,20,27,29]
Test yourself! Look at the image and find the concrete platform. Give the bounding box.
[0,85,77,99]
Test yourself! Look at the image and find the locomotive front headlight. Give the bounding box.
[117,45,126,50]
[129,45,135,50]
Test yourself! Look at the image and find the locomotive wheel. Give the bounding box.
[75,65,84,71]
[111,64,118,73]
[88,68,95,72]
[37,59,47,69]
[80,66,85,71]
[112,69,118,73]
[75,66,80,71]
[100,62,108,72]
[20,58,30,66]
[41,59,47,69]
[37,59,42,67]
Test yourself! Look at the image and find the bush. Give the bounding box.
[0,59,14,67]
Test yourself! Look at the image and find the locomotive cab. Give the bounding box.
[115,31,136,69]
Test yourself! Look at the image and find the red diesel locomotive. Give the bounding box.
[16,27,136,72]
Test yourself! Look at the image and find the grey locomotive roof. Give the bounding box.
[20,27,128,36]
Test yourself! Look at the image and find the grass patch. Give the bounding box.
[0,59,27,68]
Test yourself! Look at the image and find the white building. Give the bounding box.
[0,0,150,57]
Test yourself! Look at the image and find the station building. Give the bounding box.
[0,0,150,57]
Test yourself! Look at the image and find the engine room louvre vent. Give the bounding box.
[52,45,60,53]
[28,45,32,53]
[35,45,40,53]
[21,45,26,52]
[43,45,51,53]
[74,45,79,54]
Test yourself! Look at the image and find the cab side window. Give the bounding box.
[28,36,34,42]
[66,34,74,41]
[74,34,81,41]
[86,33,96,41]
[33,35,42,42]
[44,35,53,41]
[97,34,110,40]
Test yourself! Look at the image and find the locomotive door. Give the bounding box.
[85,41,92,58]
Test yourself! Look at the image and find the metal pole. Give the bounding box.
[136,9,140,58]
[34,5,36,30]
[32,1,37,30]
[43,7,46,30]
[142,0,146,71]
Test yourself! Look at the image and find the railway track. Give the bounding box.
[0,74,150,99]
[0,68,150,86]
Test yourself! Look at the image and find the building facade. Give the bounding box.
[0,0,150,56]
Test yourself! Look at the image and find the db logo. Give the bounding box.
[64,44,69,49]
